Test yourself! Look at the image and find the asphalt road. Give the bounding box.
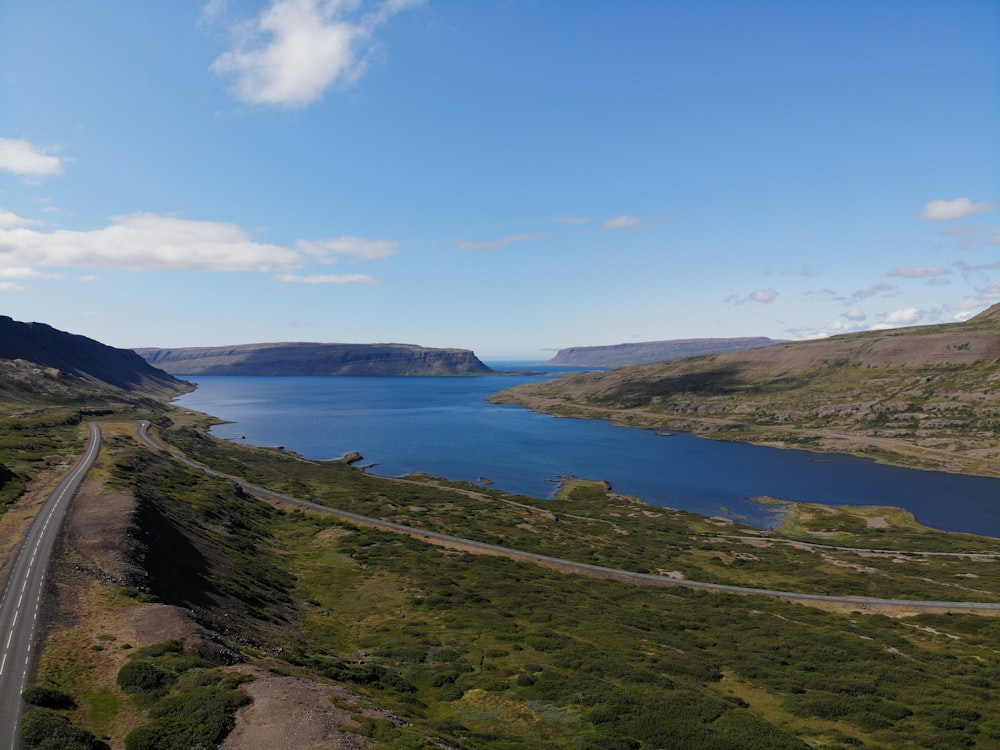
[0,422,101,749]
[137,422,1000,613]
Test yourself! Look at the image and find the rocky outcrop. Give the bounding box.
[547,337,782,367]
[135,343,494,376]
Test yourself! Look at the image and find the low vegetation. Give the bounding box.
[24,418,999,748]
[116,640,251,750]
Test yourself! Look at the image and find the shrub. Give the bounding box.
[20,708,101,749]
[21,685,75,709]
[116,661,172,693]
[124,684,250,750]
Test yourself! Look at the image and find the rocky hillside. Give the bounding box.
[547,337,782,367]
[493,304,1000,476]
[136,342,494,376]
[0,316,189,404]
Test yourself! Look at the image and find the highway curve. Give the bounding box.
[137,422,1000,614]
[0,422,101,749]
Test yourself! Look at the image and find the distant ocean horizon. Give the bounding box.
[175,372,1000,538]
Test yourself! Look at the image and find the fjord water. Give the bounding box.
[175,372,1000,538]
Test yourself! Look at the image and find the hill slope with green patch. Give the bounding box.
[492,304,1000,476]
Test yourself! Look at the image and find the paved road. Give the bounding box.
[0,422,101,749]
[137,422,1000,613]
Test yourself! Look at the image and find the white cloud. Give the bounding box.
[823,320,854,333]
[275,273,378,284]
[0,213,298,272]
[602,214,641,231]
[883,307,922,325]
[0,281,27,292]
[944,288,1000,319]
[0,212,396,277]
[211,0,421,107]
[749,288,778,304]
[918,197,998,222]
[0,138,65,177]
[888,265,950,278]
[0,208,41,229]
[297,235,398,262]
[843,308,866,321]
[455,233,551,252]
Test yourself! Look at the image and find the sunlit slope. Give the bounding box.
[491,304,1000,476]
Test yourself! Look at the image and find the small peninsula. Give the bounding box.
[135,342,493,376]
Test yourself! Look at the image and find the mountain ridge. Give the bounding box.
[0,316,189,403]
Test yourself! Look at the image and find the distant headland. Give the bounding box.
[135,343,494,376]
[546,337,782,368]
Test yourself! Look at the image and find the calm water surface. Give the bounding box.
[174,372,1000,537]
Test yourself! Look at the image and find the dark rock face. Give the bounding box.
[135,343,494,376]
[547,337,782,367]
[0,316,187,401]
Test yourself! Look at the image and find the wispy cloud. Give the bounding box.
[955,259,1000,274]
[602,214,641,231]
[275,273,378,285]
[552,215,590,226]
[725,288,779,306]
[918,197,998,222]
[935,224,998,251]
[297,236,398,262]
[210,0,422,107]
[888,265,950,278]
[0,210,396,279]
[0,138,66,178]
[455,233,551,252]
[851,282,898,301]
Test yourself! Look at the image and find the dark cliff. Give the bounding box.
[547,337,782,367]
[0,316,189,403]
[135,343,494,376]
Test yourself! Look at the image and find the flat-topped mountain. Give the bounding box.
[547,337,782,367]
[0,316,189,403]
[136,343,494,376]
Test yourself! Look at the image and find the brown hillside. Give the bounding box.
[491,306,1000,477]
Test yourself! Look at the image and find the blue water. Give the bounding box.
[174,371,1000,538]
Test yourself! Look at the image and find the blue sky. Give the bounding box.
[1,1,998,360]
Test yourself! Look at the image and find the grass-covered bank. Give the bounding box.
[163,424,1000,604]
[19,420,1000,748]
